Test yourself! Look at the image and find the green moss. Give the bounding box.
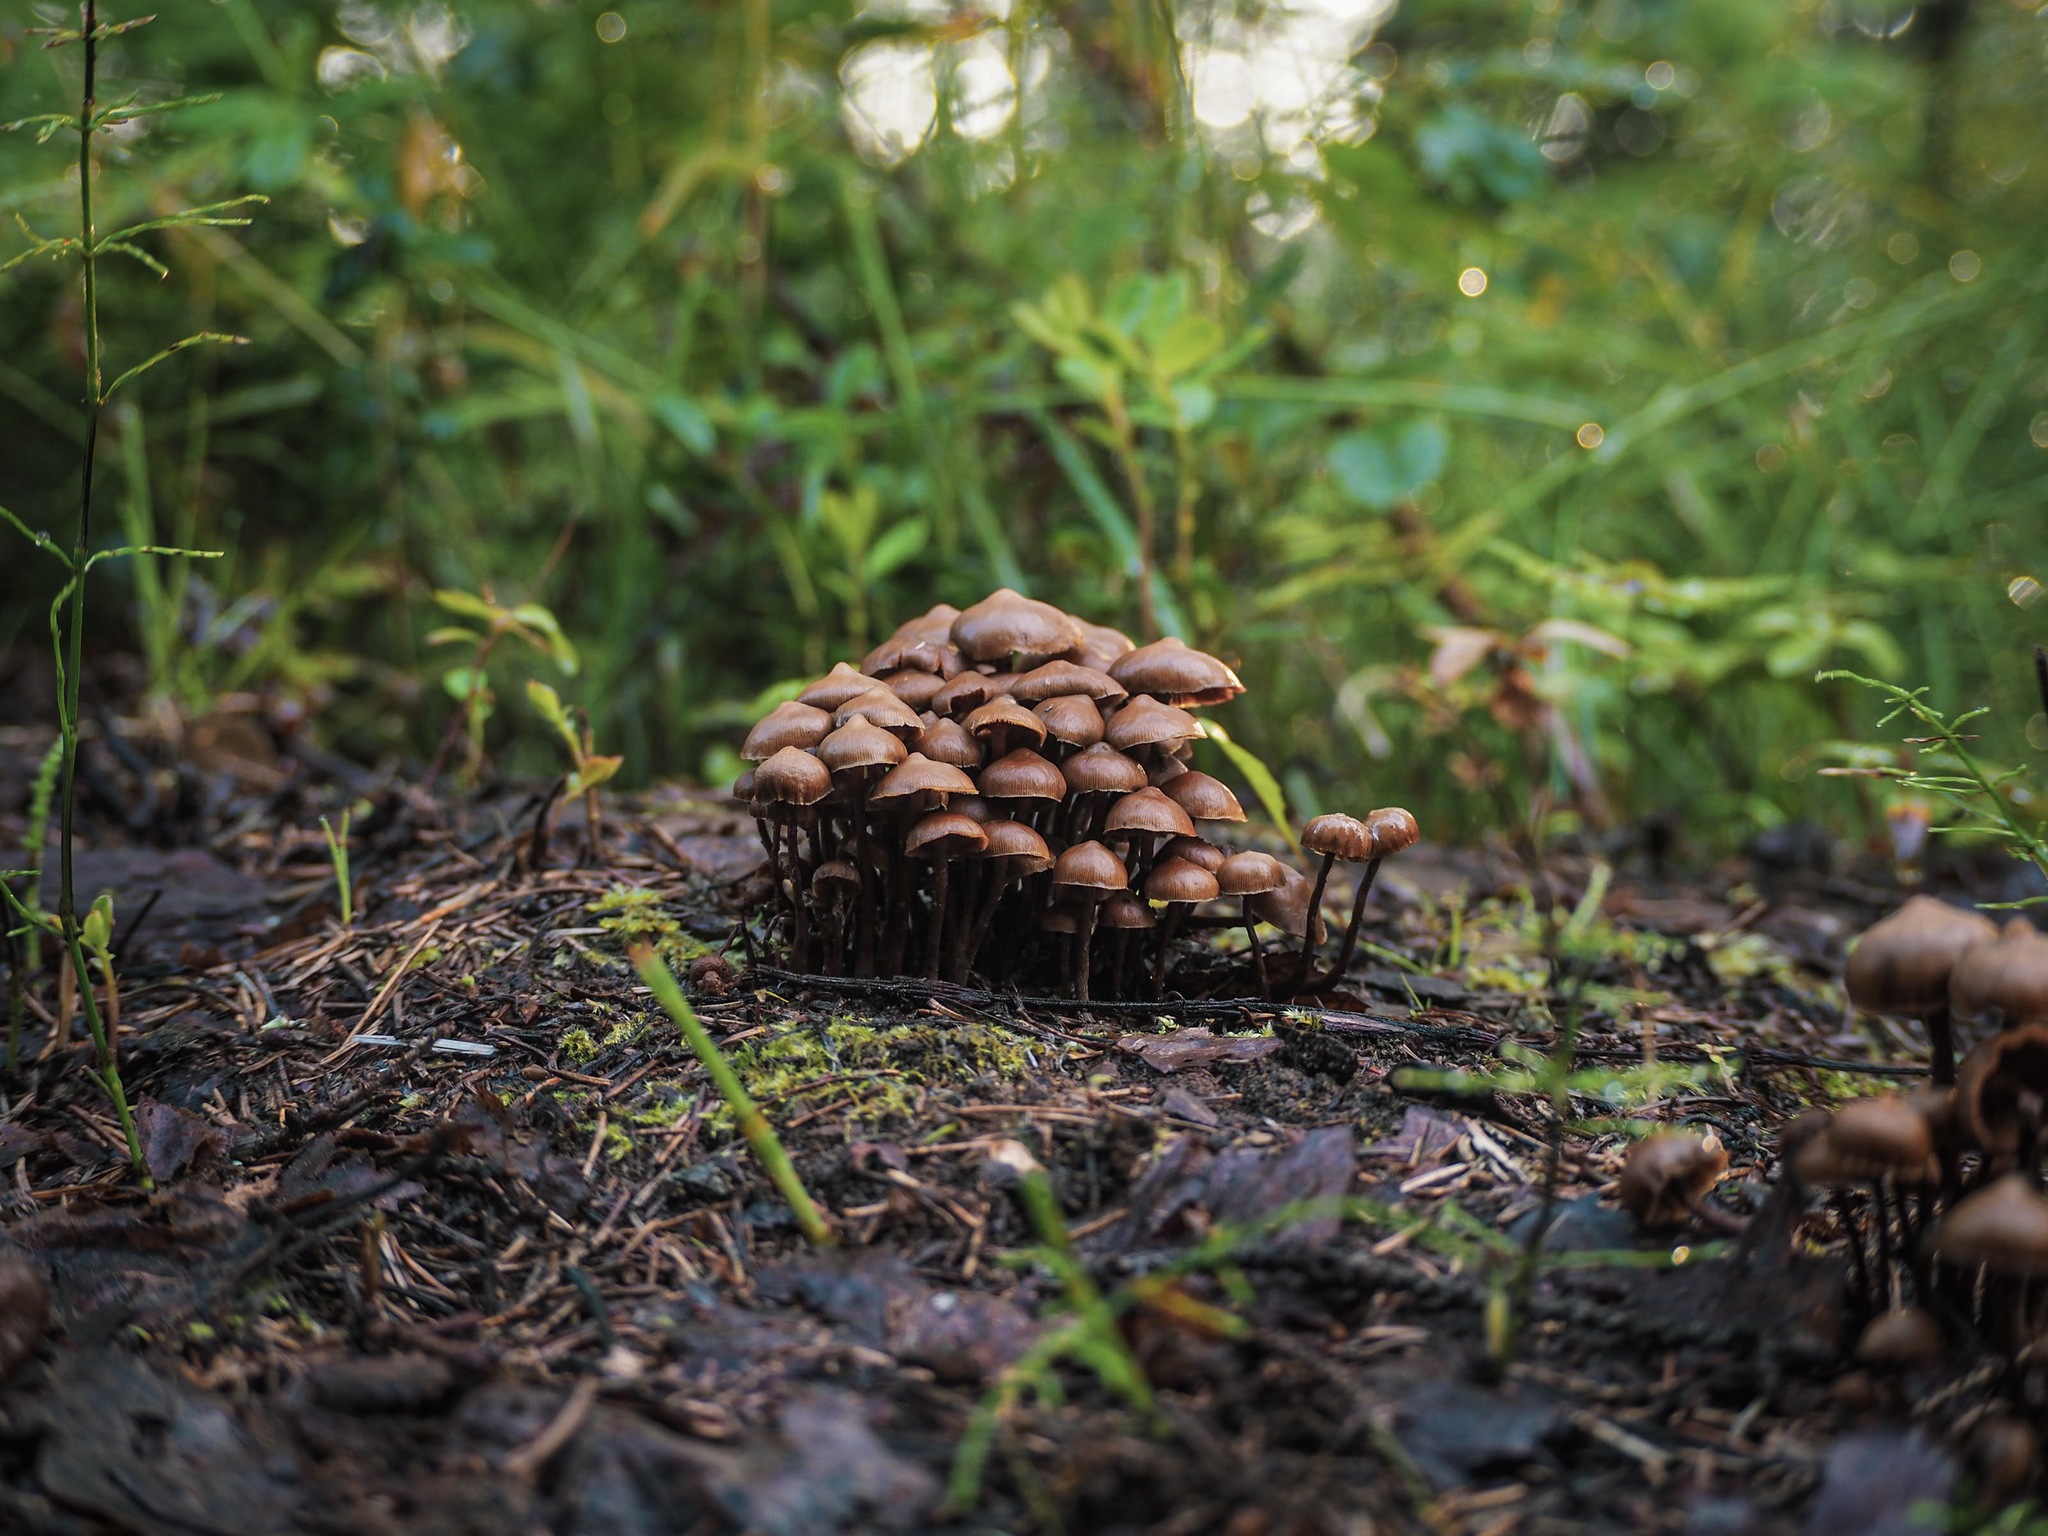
[589,885,712,970]
[560,1026,599,1064]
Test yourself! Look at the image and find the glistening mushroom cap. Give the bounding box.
[905,812,989,859]
[1161,771,1245,823]
[1937,1173,2048,1274]
[1144,858,1220,905]
[1301,813,1374,862]
[979,748,1068,802]
[914,717,984,770]
[1034,694,1105,749]
[1103,787,1197,840]
[862,635,966,678]
[977,820,1053,873]
[817,718,908,774]
[1616,1131,1728,1229]
[1252,864,1325,942]
[1062,743,1149,795]
[878,669,946,710]
[1950,918,2048,1026]
[1829,1094,1937,1180]
[1098,891,1156,930]
[1957,1024,2048,1159]
[1367,806,1421,857]
[1216,850,1290,898]
[799,662,880,711]
[752,747,831,808]
[1069,619,1137,674]
[872,753,978,804]
[1052,841,1129,900]
[833,687,924,738]
[1845,895,1998,1019]
[742,700,832,761]
[930,670,997,717]
[1104,696,1206,752]
[812,859,862,896]
[964,696,1049,750]
[1159,835,1225,872]
[1108,636,1246,707]
[950,588,1084,664]
[1009,661,1128,705]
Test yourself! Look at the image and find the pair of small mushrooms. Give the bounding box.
[1846,895,2048,1085]
[736,590,1418,1000]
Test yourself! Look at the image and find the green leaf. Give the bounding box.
[1151,313,1225,379]
[1169,381,1216,430]
[863,517,928,581]
[442,666,490,702]
[652,391,716,456]
[1328,418,1448,511]
[423,626,483,648]
[508,603,579,674]
[101,332,249,401]
[81,894,114,953]
[1054,353,1120,406]
[433,588,502,623]
[568,755,624,795]
[1202,721,1296,852]
[525,678,572,735]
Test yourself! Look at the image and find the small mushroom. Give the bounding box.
[1068,618,1138,675]
[1936,1174,2048,1341]
[1008,660,1127,705]
[951,588,1084,668]
[741,700,831,760]
[965,695,1050,758]
[1103,696,1205,754]
[1034,693,1106,751]
[1158,835,1225,872]
[1853,1306,1943,1369]
[1957,1023,2048,1164]
[915,717,985,771]
[833,686,925,739]
[1846,895,1998,1085]
[1051,841,1130,1001]
[961,821,1054,978]
[1950,918,2048,1029]
[1097,891,1156,999]
[811,859,862,974]
[798,661,880,711]
[1251,863,1326,947]
[1160,771,1245,825]
[930,670,997,718]
[905,811,989,980]
[878,668,946,710]
[1616,1130,1729,1230]
[752,747,832,963]
[1108,636,1246,708]
[1143,857,1221,998]
[1217,851,1289,998]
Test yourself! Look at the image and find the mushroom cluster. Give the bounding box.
[734,590,1418,999]
[1780,907,2048,1353]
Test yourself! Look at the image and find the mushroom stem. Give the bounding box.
[1153,902,1189,999]
[784,822,811,968]
[1075,912,1095,1002]
[1315,856,1385,992]
[1243,899,1268,1000]
[1833,1193,1875,1313]
[926,856,951,982]
[854,780,877,977]
[1869,1180,1898,1309]
[1927,1004,1956,1087]
[1287,851,1338,997]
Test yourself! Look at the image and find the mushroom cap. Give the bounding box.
[1937,1172,2048,1274]
[817,718,908,774]
[1251,864,1326,941]
[978,820,1053,873]
[950,588,1084,664]
[1789,1128,1867,1188]
[812,859,862,895]
[833,686,924,738]
[742,700,832,761]
[872,753,978,803]
[979,748,1068,802]
[1040,905,1083,934]
[1052,840,1129,899]
[731,768,756,801]
[1068,619,1138,674]
[1301,813,1375,862]
[914,717,984,770]
[951,794,995,824]
[964,696,1049,750]
[752,746,832,808]
[1104,695,1205,752]
[1108,636,1246,708]
[930,670,997,718]
[1829,1094,1936,1178]
[1159,835,1225,872]
[1216,850,1290,897]
[1009,660,1128,705]
[1957,1024,2048,1159]
[1855,1307,1943,1368]
[1034,694,1105,749]
[883,602,963,648]
[905,811,990,860]
[1098,891,1156,930]
[1148,755,1189,787]
[1103,787,1197,839]
[1161,770,1245,823]
[1144,857,1221,905]
[1061,743,1150,795]
[1950,919,2048,1026]
[1367,806,1421,857]
[1845,894,1998,1019]
[798,661,880,711]
[862,634,966,678]
[878,668,946,710]
[1616,1130,1728,1228]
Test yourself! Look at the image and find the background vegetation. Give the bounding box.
[4,0,2045,851]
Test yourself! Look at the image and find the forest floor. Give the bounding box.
[0,711,2023,1536]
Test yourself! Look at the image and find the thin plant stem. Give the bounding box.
[631,944,833,1247]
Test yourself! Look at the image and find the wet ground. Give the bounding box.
[0,713,2025,1536]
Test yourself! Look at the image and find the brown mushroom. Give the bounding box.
[965,695,1050,757]
[1009,660,1128,705]
[878,668,947,710]
[741,700,831,760]
[1292,808,1419,998]
[753,747,832,963]
[1957,1024,2048,1164]
[1108,636,1246,708]
[1104,786,1197,842]
[1846,895,1998,1085]
[1097,891,1157,999]
[833,686,924,739]
[798,661,881,711]
[906,812,989,980]
[1103,695,1205,754]
[1853,1306,1942,1369]
[1052,841,1131,1000]
[1251,863,1326,947]
[951,588,1084,667]
[915,717,985,771]
[930,669,997,718]
[1616,1130,1729,1229]
[960,820,1055,978]
[1217,850,1289,998]
[1144,856,1222,998]
[1937,1172,2048,1274]
[1034,694,1106,751]
[1951,918,2048,1028]
[1068,618,1138,674]
[1160,771,1245,825]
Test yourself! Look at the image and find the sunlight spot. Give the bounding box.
[317,46,387,91]
[1458,267,1488,297]
[1576,422,1605,450]
[1886,230,1919,264]
[327,211,371,247]
[1949,249,1982,282]
[2031,412,2048,448]
[1191,47,1255,129]
[596,11,627,43]
[949,34,1017,141]
[1645,60,1675,90]
[840,40,938,167]
[2010,575,2044,607]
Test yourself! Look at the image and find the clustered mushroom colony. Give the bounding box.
[735,590,1418,999]
[1621,897,2048,1365]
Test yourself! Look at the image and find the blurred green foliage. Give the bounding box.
[3,0,2046,848]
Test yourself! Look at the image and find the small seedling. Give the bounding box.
[424,587,579,787]
[630,944,833,1247]
[319,810,354,927]
[527,680,624,861]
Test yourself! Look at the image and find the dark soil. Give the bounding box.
[0,712,2026,1536]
